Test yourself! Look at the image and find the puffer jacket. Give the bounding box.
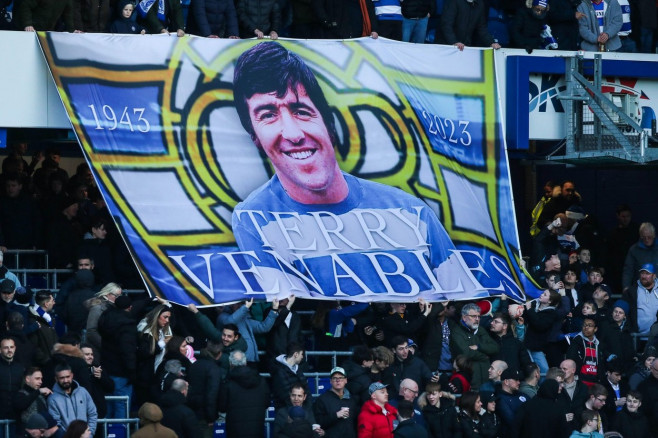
[356,400,397,438]
[187,0,239,37]
[236,0,281,37]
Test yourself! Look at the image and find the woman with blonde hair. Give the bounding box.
[84,282,122,351]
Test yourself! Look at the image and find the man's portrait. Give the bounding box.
[230,42,459,299]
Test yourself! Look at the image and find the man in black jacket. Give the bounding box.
[270,341,306,409]
[489,312,532,374]
[219,350,270,438]
[12,367,60,437]
[159,379,201,438]
[314,366,357,438]
[1,336,25,432]
[187,340,225,438]
[343,345,374,408]
[384,336,436,394]
[98,295,137,419]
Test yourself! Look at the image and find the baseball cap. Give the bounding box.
[368,382,388,395]
[0,279,15,294]
[639,263,656,274]
[330,367,346,377]
[501,369,522,381]
[596,283,612,295]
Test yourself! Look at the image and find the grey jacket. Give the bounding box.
[47,380,98,434]
[577,0,623,51]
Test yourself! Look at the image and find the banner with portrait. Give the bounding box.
[38,33,539,305]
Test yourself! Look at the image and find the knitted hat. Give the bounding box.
[612,299,629,315]
[532,0,548,8]
[25,413,48,430]
[15,286,32,305]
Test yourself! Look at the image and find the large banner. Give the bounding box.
[38,33,537,305]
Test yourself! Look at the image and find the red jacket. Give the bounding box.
[357,400,398,438]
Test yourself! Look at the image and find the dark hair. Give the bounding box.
[7,312,24,331]
[286,341,304,358]
[627,390,642,402]
[3,172,22,184]
[54,363,73,375]
[62,420,89,438]
[35,290,53,306]
[233,42,337,144]
[523,363,540,380]
[205,340,223,357]
[352,345,373,365]
[89,217,108,232]
[397,400,415,419]
[165,335,187,356]
[460,391,481,419]
[290,382,307,394]
[222,324,240,337]
[547,290,561,306]
[583,316,597,327]
[546,272,561,283]
[580,410,597,424]
[454,355,473,380]
[24,367,41,378]
[616,204,631,215]
[492,312,510,326]
[577,247,590,255]
[390,335,408,349]
[588,383,607,398]
[59,333,81,346]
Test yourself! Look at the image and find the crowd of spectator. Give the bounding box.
[0,139,657,438]
[0,0,656,53]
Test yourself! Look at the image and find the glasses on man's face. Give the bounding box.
[595,397,606,404]
[403,387,418,395]
[492,320,504,325]
[331,377,346,381]
[583,324,596,328]
[466,314,480,319]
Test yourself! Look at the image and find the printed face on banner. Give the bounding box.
[245,84,342,204]
[37,35,538,305]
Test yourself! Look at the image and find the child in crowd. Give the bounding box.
[110,0,146,34]
[578,267,604,303]
[570,410,603,438]
[576,247,593,285]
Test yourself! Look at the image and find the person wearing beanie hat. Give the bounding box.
[598,299,636,375]
[132,402,177,438]
[576,0,623,52]
[24,413,48,435]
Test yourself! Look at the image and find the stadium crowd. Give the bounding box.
[0,140,657,437]
[0,0,657,53]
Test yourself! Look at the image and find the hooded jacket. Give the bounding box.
[517,380,569,438]
[132,402,177,438]
[62,270,96,333]
[524,302,560,351]
[271,354,305,409]
[158,389,200,438]
[47,380,97,434]
[109,0,146,34]
[219,365,270,438]
[577,0,623,52]
[356,400,398,438]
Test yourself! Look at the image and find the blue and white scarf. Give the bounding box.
[137,0,165,21]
